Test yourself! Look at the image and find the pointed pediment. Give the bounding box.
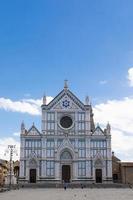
[42,89,85,111]
[27,125,41,136]
[94,157,104,168]
[58,138,74,151]
[92,126,105,136]
[56,138,77,160]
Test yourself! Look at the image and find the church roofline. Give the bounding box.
[91,125,106,136]
[26,124,42,136]
[41,88,87,110]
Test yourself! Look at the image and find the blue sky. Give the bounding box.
[0,0,133,161]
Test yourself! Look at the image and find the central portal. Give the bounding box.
[62,165,71,183]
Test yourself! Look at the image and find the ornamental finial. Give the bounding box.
[21,121,25,131]
[106,122,111,134]
[64,80,68,90]
[43,93,47,105]
[85,96,90,105]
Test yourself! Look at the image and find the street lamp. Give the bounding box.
[4,145,18,189]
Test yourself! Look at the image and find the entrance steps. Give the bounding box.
[19,183,130,189]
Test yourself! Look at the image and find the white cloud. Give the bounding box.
[13,132,20,136]
[94,97,133,161]
[0,96,53,115]
[0,137,20,161]
[127,67,133,87]
[112,130,133,161]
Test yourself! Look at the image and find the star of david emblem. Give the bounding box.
[62,100,70,108]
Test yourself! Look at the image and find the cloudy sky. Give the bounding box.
[0,0,133,161]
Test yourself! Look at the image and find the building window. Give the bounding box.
[78,113,85,121]
[25,139,42,158]
[78,161,86,176]
[46,149,54,157]
[90,140,107,158]
[78,122,85,131]
[46,161,54,176]
[47,122,55,130]
[78,149,85,158]
[46,139,54,158]
[78,139,85,158]
[47,112,55,121]
[91,140,107,148]
[25,139,41,149]
[47,139,54,148]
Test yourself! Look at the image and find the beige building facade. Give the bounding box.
[112,153,133,184]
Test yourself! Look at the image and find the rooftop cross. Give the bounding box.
[64,79,68,90]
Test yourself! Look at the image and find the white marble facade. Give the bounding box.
[19,83,112,184]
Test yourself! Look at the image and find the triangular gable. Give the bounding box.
[59,138,74,150]
[92,126,105,136]
[42,89,85,110]
[27,125,41,136]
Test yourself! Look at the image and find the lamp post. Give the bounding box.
[5,145,18,189]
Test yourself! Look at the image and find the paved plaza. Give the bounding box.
[0,188,133,200]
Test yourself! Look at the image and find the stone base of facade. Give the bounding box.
[19,178,113,186]
[18,181,129,189]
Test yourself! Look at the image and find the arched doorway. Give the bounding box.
[60,150,72,183]
[29,159,37,183]
[95,169,102,183]
[94,158,103,183]
[30,169,36,183]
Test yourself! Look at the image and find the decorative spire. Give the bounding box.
[21,121,25,135]
[21,121,25,131]
[64,80,68,90]
[106,122,111,134]
[43,93,47,105]
[85,96,90,105]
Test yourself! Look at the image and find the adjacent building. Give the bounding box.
[112,153,133,184]
[0,160,19,186]
[0,159,8,186]
[19,82,112,184]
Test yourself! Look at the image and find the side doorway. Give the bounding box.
[95,169,102,183]
[30,169,36,183]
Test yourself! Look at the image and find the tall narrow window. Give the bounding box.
[47,112,55,121]
[78,161,86,176]
[78,113,85,121]
[46,161,54,176]
[78,139,85,158]
[46,139,54,158]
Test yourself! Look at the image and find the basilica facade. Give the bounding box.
[19,82,112,184]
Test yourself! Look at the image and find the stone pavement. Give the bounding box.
[0,188,133,200]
